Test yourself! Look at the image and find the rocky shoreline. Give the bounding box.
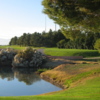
[0,47,46,68]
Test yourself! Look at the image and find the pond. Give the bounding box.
[0,67,62,96]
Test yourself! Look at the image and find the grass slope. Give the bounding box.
[44,48,100,57]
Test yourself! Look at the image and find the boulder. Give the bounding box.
[12,47,46,68]
[0,48,17,66]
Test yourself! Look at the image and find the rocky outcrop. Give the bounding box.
[0,47,46,68]
[0,48,17,66]
[12,47,46,68]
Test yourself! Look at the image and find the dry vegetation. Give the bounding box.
[41,59,100,88]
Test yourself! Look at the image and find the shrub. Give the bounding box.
[17,47,35,61]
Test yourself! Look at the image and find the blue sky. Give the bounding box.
[0,0,59,43]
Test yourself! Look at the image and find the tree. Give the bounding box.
[57,39,66,48]
[17,36,24,46]
[62,28,82,40]
[47,29,54,47]
[9,36,18,45]
[53,30,66,44]
[24,33,31,46]
[42,0,100,38]
[30,32,43,47]
[94,39,100,52]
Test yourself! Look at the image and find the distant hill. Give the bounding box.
[0,38,10,45]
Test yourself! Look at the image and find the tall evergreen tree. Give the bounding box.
[42,0,100,39]
[9,36,18,45]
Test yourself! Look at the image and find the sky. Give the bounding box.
[0,0,59,45]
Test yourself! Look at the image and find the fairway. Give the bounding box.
[44,48,100,57]
[0,45,26,50]
[0,46,100,57]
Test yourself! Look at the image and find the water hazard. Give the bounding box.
[0,67,62,96]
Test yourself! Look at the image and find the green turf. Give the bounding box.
[65,68,100,87]
[0,45,26,50]
[0,46,99,57]
[0,45,39,50]
[44,48,100,57]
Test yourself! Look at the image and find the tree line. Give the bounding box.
[57,32,100,49]
[9,29,100,49]
[9,29,65,47]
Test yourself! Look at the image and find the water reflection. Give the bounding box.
[13,68,40,85]
[0,67,40,85]
[0,66,62,96]
[0,67,14,81]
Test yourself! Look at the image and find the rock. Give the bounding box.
[1,55,7,61]
[12,47,46,68]
[0,47,46,67]
[0,48,17,66]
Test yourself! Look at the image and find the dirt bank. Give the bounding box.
[40,58,99,89]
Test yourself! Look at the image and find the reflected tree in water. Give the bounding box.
[0,67,14,81]
[0,67,41,85]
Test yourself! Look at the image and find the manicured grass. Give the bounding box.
[0,46,100,57]
[44,48,100,57]
[0,45,39,50]
[53,76,100,100]
[65,68,100,87]
[0,45,26,50]
[0,45,42,50]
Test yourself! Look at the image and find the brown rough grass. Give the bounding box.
[41,61,100,88]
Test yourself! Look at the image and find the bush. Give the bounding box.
[17,47,35,61]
